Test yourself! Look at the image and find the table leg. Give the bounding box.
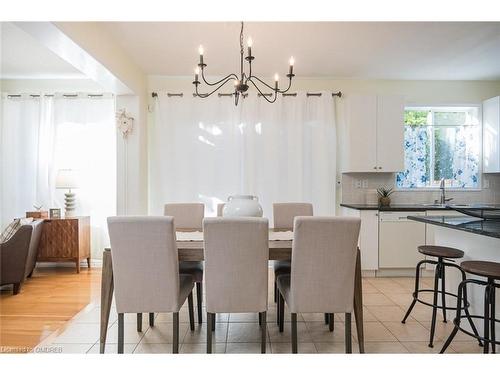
[100,249,114,353]
[353,248,364,353]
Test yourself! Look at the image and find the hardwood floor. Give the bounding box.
[0,266,100,352]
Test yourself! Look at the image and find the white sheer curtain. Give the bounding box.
[1,94,116,257]
[149,92,336,221]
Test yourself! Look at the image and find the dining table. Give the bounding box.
[99,230,365,353]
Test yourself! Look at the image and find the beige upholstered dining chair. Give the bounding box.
[107,216,196,353]
[276,216,361,353]
[272,203,313,315]
[164,203,205,325]
[203,217,269,353]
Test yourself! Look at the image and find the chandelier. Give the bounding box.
[193,22,295,106]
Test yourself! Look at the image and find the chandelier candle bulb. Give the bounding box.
[289,57,294,75]
[198,45,204,65]
[194,67,200,82]
[274,74,279,90]
[247,37,253,57]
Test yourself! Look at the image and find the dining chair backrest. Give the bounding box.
[273,203,313,231]
[203,217,269,313]
[164,203,204,231]
[289,216,361,313]
[216,203,225,217]
[107,216,181,313]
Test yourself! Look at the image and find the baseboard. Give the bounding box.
[36,259,102,268]
[376,268,433,277]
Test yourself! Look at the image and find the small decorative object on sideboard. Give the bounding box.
[56,169,79,217]
[49,208,61,219]
[26,204,48,219]
[377,187,394,207]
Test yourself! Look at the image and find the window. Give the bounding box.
[396,106,481,189]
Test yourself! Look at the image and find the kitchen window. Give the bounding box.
[396,106,481,189]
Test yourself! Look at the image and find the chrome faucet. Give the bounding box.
[436,178,453,205]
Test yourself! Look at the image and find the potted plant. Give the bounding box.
[377,187,394,207]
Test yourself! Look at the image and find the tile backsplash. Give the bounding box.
[341,173,500,205]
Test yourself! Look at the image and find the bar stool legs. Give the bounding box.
[440,277,497,354]
[401,259,424,324]
[402,257,481,348]
[429,262,441,347]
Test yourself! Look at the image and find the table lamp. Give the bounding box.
[56,169,79,217]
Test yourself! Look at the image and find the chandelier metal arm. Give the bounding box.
[195,77,235,98]
[200,69,239,87]
[247,78,278,103]
[247,75,276,92]
[276,77,293,94]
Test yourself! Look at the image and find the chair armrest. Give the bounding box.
[0,226,32,285]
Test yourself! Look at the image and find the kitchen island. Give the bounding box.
[408,215,500,337]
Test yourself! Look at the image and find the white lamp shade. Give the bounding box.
[56,169,79,189]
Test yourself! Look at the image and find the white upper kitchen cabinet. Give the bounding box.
[483,96,500,173]
[342,94,404,173]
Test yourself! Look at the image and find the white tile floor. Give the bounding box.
[36,274,488,354]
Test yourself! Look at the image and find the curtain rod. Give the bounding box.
[152,91,342,98]
[6,94,106,98]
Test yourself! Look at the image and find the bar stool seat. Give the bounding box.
[418,245,464,259]
[440,259,500,354]
[461,261,500,279]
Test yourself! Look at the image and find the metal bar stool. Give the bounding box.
[440,260,500,354]
[402,245,481,348]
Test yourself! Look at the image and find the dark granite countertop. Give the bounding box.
[340,203,453,211]
[408,215,500,239]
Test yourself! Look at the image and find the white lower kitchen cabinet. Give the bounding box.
[378,211,426,268]
[341,207,379,270]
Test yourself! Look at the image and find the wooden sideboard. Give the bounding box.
[37,216,91,273]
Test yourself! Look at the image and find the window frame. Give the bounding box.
[396,103,483,192]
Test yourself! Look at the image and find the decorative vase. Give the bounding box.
[379,197,391,207]
[222,195,263,217]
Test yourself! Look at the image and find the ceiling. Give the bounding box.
[1,22,86,79]
[102,22,500,80]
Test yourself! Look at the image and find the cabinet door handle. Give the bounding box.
[373,166,377,169]
[378,166,382,169]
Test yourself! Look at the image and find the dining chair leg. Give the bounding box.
[329,313,334,332]
[274,281,278,303]
[207,312,213,353]
[149,312,155,327]
[136,313,143,332]
[196,282,203,324]
[291,313,298,354]
[324,313,329,325]
[259,313,262,326]
[118,313,124,354]
[345,313,352,353]
[279,293,285,333]
[260,312,267,353]
[188,291,195,331]
[173,312,179,354]
[276,291,280,325]
[212,313,216,331]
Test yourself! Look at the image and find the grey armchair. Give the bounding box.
[0,220,43,294]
